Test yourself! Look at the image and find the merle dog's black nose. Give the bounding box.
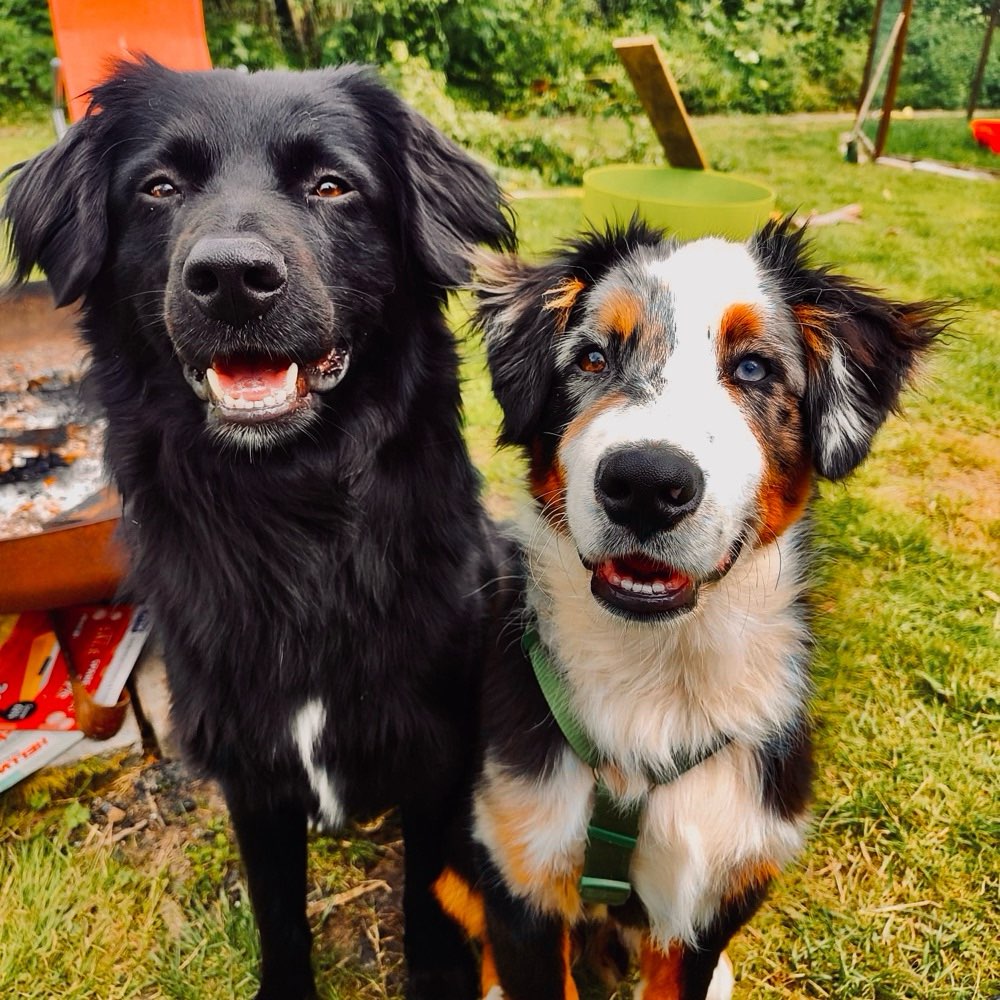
[596,445,705,536]
[182,237,287,326]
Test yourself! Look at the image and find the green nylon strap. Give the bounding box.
[523,627,638,903]
[522,626,602,770]
[521,625,732,906]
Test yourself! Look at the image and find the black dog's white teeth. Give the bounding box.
[184,365,209,401]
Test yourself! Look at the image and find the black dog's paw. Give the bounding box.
[407,967,479,1000]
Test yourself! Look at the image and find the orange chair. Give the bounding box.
[48,0,213,134]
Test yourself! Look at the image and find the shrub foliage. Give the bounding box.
[1,0,998,120]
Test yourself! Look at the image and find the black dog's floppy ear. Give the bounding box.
[474,219,666,446]
[3,120,109,306]
[401,111,515,287]
[751,219,948,480]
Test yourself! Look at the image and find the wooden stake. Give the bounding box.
[967,0,1000,119]
[613,36,708,170]
[874,0,914,159]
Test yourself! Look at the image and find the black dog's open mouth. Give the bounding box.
[183,345,349,425]
[589,554,698,619]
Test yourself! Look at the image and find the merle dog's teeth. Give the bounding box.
[652,581,666,594]
[609,572,622,586]
[284,363,298,394]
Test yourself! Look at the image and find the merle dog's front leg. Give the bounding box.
[401,802,479,1000]
[224,785,316,1000]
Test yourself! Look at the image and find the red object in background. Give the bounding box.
[0,604,148,732]
[49,0,213,123]
[970,119,1000,154]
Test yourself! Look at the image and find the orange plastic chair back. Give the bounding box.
[49,0,213,121]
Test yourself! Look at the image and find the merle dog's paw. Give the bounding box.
[407,967,478,1000]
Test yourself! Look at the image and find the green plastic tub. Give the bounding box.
[582,164,775,241]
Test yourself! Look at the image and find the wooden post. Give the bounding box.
[613,35,708,170]
[858,0,887,109]
[874,0,914,159]
[967,0,1000,119]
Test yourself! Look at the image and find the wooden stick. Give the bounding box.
[874,0,914,159]
[613,36,708,170]
[967,0,1000,119]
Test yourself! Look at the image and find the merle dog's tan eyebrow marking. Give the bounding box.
[718,303,764,348]
[595,286,643,339]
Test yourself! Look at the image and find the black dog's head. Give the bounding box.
[3,58,513,450]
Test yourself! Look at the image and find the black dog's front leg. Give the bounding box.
[401,802,479,1000]
[224,786,316,1000]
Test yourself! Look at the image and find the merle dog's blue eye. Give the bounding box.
[734,356,770,383]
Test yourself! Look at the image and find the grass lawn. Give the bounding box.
[1,110,998,999]
[878,113,1000,171]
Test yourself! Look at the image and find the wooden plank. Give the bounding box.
[967,0,999,119]
[874,0,913,159]
[614,35,708,170]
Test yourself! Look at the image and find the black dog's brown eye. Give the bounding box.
[577,348,607,373]
[313,177,349,199]
[146,179,178,198]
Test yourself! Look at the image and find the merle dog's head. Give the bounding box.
[3,58,513,450]
[475,220,946,621]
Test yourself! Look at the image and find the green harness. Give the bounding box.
[522,626,731,907]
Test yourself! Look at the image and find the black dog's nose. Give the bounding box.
[595,445,705,536]
[182,237,287,326]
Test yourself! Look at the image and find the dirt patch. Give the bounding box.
[869,428,1000,557]
[84,758,408,995]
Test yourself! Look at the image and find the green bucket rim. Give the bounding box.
[582,164,775,212]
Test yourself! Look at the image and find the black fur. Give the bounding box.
[3,59,514,1000]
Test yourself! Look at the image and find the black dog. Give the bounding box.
[4,59,513,999]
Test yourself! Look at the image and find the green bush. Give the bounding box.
[380,45,590,185]
[0,0,995,119]
[897,1,999,110]
[0,0,55,115]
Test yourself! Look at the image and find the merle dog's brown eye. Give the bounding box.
[577,348,607,373]
[146,179,178,198]
[313,177,349,198]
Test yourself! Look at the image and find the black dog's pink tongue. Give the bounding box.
[207,358,299,403]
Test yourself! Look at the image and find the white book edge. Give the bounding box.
[0,730,85,794]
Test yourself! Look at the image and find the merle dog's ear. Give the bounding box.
[2,121,108,307]
[473,253,581,445]
[401,111,515,287]
[475,219,665,445]
[752,219,948,480]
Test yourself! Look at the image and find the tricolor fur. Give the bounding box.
[438,220,943,999]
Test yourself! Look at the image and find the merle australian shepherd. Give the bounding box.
[430,220,945,999]
[3,59,513,999]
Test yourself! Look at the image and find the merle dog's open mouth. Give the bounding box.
[183,345,349,425]
[589,554,699,619]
